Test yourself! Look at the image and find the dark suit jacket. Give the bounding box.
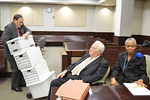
[111,52,148,84]
[66,54,109,83]
[2,21,31,59]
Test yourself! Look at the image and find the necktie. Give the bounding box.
[17,28,22,37]
[71,57,92,75]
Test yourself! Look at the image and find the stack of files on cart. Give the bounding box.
[6,35,56,99]
[6,35,35,55]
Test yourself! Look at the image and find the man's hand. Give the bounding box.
[22,32,29,39]
[134,79,147,87]
[110,77,117,86]
[56,70,68,79]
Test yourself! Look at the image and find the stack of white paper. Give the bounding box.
[124,83,150,96]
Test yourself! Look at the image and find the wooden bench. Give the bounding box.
[0,49,6,72]
[33,35,46,49]
[44,35,99,46]
[64,35,95,42]
[45,35,64,46]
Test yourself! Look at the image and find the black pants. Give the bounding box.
[48,73,81,100]
[7,56,26,89]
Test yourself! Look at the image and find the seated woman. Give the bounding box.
[111,38,148,87]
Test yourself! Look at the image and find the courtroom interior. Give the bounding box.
[0,0,150,100]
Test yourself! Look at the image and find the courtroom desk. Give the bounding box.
[50,84,150,100]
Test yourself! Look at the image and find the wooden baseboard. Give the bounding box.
[0,72,11,78]
[45,42,63,46]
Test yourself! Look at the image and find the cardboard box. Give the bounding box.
[27,71,56,99]
[6,35,35,55]
[22,60,50,84]
[14,46,43,70]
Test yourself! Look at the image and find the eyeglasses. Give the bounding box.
[18,21,23,24]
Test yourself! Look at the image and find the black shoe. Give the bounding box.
[12,87,23,92]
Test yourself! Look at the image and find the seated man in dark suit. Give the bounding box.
[111,38,148,87]
[48,40,109,100]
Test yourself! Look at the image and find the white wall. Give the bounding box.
[29,5,96,32]
[0,5,10,30]
[0,4,115,32]
[141,0,150,36]
[115,0,134,36]
[113,6,116,33]
[0,4,96,32]
[1,3,148,35]
[132,1,144,35]
[94,6,115,32]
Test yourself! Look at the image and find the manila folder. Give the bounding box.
[55,79,90,100]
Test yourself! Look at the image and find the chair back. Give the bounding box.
[92,66,110,85]
[145,56,150,84]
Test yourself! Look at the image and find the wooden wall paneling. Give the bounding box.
[0,31,2,37]
[113,36,119,43]
[0,72,11,78]
[94,32,114,43]
[0,49,7,72]
[132,35,142,44]
[32,31,63,35]
[141,35,150,45]
[113,36,130,46]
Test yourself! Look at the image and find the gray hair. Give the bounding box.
[93,40,105,54]
[125,38,137,46]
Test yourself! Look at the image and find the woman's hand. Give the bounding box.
[134,79,147,87]
[110,77,118,86]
